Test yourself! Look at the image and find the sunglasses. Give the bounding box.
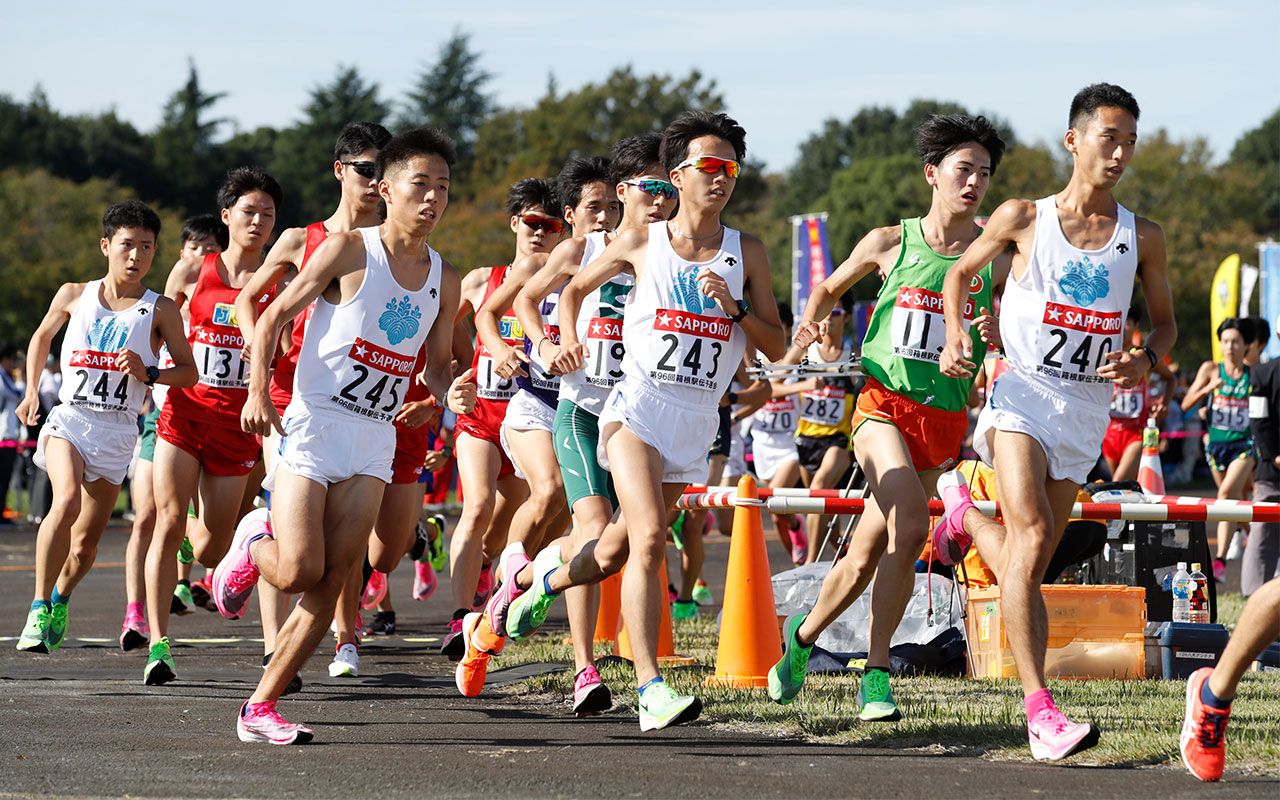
[520,214,565,235]
[675,155,742,179]
[342,160,377,179]
[622,178,677,199]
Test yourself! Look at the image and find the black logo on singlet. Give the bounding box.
[724,256,737,267]
[139,308,149,315]
[1116,243,1129,254]
[430,287,437,299]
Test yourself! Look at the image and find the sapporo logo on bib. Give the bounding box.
[648,268,728,391]
[585,316,624,387]
[891,287,973,363]
[69,316,132,411]
[193,304,248,389]
[332,338,416,422]
[475,314,522,400]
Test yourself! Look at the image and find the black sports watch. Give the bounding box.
[729,297,750,323]
[144,365,160,386]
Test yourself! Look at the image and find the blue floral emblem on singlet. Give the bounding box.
[1057,256,1110,306]
[378,295,422,345]
[671,268,716,314]
[87,317,128,351]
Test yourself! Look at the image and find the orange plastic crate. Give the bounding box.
[965,585,1147,680]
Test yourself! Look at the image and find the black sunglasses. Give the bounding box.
[342,160,377,179]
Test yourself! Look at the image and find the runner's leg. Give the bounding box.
[804,445,851,563]
[503,426,567,554]
[146,440,202,642]
[31,439,87,603]
[55,477,121,595]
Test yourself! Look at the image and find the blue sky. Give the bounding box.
[3,1,1276,171]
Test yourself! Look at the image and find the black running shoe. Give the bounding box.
[369,610,397,636]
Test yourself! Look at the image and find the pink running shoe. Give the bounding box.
[931,470,975,567]
[413,561,437,601]
[236,700,314,745]
[119,608,149,652]
[212,508,272,619]
[472,561,494,610]
[361,570,387,610]
[1027,706,1100,761]
[572,664,613,717]
[486,544,531,636]
[790,523,809,565]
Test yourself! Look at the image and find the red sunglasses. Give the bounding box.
[520,214,565,235]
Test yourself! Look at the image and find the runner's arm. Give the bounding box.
[796,226,898,348]
[149,296,197,388]
[235,226,306,362]
[421,262,475,415]
[14,283,80,425]
[455,266,489,324]
[550,228,643,375]
[1181,361,1219,411]
[163,257,202,309]
[712,235,785,362]
[941,199,1035,378]
[476,254,544,379]
[516,238,581,370]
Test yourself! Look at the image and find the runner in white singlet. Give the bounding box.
[935,84,1176,763]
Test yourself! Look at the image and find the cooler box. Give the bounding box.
[1254,641,1280,673]
[1154,622,1230,679]
[965,585,1146,680]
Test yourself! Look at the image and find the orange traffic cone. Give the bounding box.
[705,475,782,688]
[594,572,622,644]
[613,554,696,666]
[1138,417,1165,495]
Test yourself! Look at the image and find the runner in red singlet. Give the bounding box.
[1101,304,1173,481]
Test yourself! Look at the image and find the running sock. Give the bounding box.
[1024,688,1056,721]
[30,599,50,612]
[177,579,190,589]
[543,572,558,596]
[1200,675,1233,710]
[126,601,144,618]
[793,617,815,649]
[637,676,663,697]
[51,587,69,606]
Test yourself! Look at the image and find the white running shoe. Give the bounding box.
[327,643,360,678]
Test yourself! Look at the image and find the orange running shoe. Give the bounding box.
[455,611,505,698]
[1181,667,1230,782]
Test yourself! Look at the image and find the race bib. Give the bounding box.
[192,323,248,389]
[890,287,972,363]
[647,308,731,392]
[475,349,517,401]
[753,397,797,435]
[1211,394,1249,432]
[583,317,625,388]
[330,337,415,423]
[1035,301,1121,384]
[801,387,848,427]
[1110,385,1144,419]
[67,349,131,413]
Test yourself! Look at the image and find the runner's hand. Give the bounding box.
[116,349,149,383]
[15,394,39,426]
[549,338,587,375]
[492,344,529,380]
[939,331,975,379]
[422,450,448,472]
[792,319,826,349]
[1097,349,1148,389]
[241,391,284,437]
[395,399,438,429]
[697,268,737,315]
[974,307,1001,351]
[447,369,477,415]
[239,335,255,364]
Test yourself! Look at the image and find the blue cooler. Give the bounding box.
[1254,641,1280,673]
[1155,622,1230,679]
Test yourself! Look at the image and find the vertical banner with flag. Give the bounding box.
[791,213,834,322]
[1209,254,1241,363]
[1260,242,1280,361]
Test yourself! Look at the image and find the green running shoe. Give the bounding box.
[427,514,448,572]
[672,600,698,621]
[177,537,195,565]
[144,637,176,686]
[46,602,69,652]
[691,579,714,606]
[16,606,51,653]
[172,583,194,615]
[768,614,813,704]
[505,545,563,640]
[856,667,902,722]
[670,511,687,551]
[638,679,702,731]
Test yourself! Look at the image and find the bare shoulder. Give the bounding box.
[992,197,1038,228]
[461,266,491,291]
[269,226,310,260]
[438,258,462,285]
[613,226,648,250]
[1134,215,1166,242]
[552,235,589,263]
[169,256,204,284]
[51,281,88,312]
[738,231,768,258]
[861,225,903,257]
[153,294,181,317]
[510,251,550,278]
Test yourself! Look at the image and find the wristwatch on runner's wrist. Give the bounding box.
[144,366,160,386]
[729,297,750,323]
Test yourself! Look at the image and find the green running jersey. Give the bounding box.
[859,218,993,412]
[1207,363,1251,444]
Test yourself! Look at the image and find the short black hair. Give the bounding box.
[609,133,663,185]
[556,155,612,211]
[1069,83,1141,129]
[776,300,794,329]
[180,213,229,250]
[915,114,1007,175]
[660,110,747,174]
[102,200,162,241]
[216,167,284,212]
[1218,317,1256,341]
[335,122,393,161]
[375,126,457,181]
[506,178,559,218]
[1247,316,1271,346]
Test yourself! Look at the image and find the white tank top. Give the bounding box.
[998,195,1138,410]
[59,280,159,427]
[623,221,746,409]
[293,226,442,425]
[558,231,634,416]
[150,343,175,412]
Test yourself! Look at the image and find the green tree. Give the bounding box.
[399,30,493,166]
[151,60,227,212]
[1227,108,1279,237]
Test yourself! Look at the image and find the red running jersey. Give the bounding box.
[461,266,522,436]
[269,222,329,412]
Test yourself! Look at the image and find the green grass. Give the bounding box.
[494,612,1280,773]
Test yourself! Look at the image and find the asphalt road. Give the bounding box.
[0,521,1270,799]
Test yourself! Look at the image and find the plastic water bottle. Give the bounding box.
[1143,416,1160,451]
[1188,562,1211,624]
[1171,561,1191,623]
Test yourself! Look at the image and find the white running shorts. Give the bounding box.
[973,369,1109,484]
[498,389,556,480]
[270,404,394,487]
[35,405,138,485]
[597,378,719,485]
[750,429,799,482]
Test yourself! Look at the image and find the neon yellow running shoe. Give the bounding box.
[16,606,51,653]
[46,602,68,652]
